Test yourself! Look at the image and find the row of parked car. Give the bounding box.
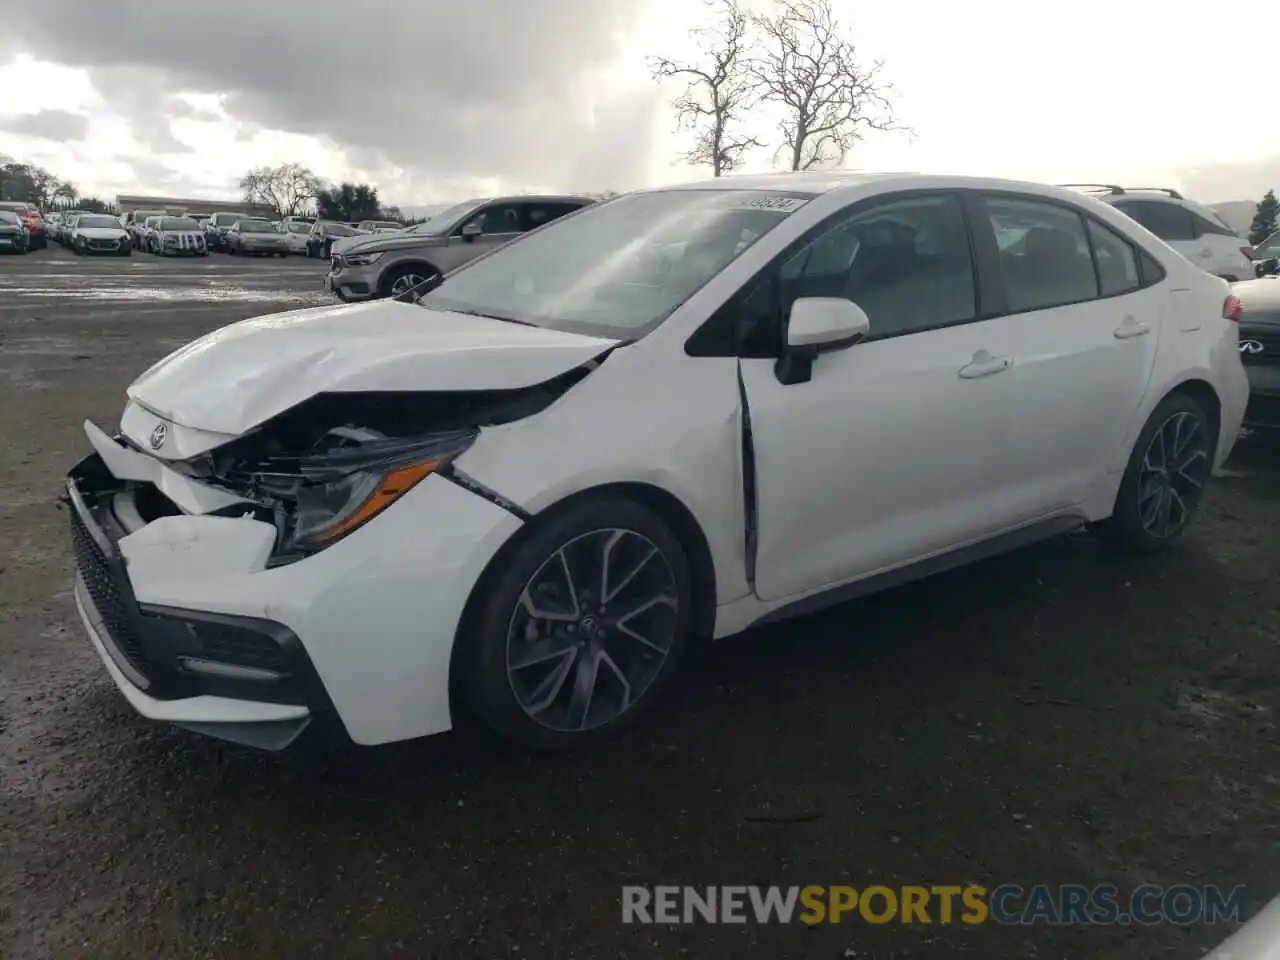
[18,207,405,258]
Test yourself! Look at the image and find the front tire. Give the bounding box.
[459,496,694,750]
[381,264,439,299]
[1097,393,1215,552]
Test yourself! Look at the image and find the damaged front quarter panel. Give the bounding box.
[187,360,601,564]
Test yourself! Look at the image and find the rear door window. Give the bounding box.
[523,202,586,231]
[1085,219,1140,296]
[980,196,1099,312]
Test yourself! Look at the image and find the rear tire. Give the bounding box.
[1095,392,1215,552]
[458,496,694,750]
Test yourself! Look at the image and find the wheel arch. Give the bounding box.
[1166,377,1222,447]
[447,480,719,723]
[377,258,442,297]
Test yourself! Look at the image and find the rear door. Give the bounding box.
[968,193,1161,517]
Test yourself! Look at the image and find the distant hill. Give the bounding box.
[1212,200,1256,237]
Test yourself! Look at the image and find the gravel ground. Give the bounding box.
[1,245,1278,960]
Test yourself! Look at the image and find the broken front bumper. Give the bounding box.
[64,423,525,749]
[67,455,329,750]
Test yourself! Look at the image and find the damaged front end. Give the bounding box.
[184,372,588,563]
[64,367,594,748]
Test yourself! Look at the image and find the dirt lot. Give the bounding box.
[1,245,1278,959]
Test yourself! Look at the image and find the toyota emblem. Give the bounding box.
[149,423,168,450]
[1240,339,1265,355]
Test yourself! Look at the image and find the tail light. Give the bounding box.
[1241,246,1257,260]
[1223,294,1243,322]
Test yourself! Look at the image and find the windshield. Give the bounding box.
[0,211,18,225]
[325,223,359,237]
[160,217,198,230]
[211,213,246,226]
[78,215,122,229]
[364,221,400,230]
[418,189,811,338]
[286,222,311,234]
[409,200,485,235]
[239,220,276,233]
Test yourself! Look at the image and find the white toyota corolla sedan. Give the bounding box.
[65,172,1250,752]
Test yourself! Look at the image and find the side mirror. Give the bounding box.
[460,221,482,242]
[775,297,870,385]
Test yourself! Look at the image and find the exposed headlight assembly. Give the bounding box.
[270,428,477,560]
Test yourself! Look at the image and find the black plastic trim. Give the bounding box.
[749,516,1085,628]
[736,366,758,591]
[440,466,532,521]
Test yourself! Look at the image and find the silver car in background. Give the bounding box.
[356,219,404,234]
[68,213,132,256]
[148,216,208,257]
[325,194,594,301]
[224,219,288,257]
[124,210,166,250]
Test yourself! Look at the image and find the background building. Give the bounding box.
[115,194,277,218]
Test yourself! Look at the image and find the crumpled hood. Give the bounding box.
[126,299,619,436]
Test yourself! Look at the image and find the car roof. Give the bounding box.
[634,171,1121,207]
[485,194,598,205]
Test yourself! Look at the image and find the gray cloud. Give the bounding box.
[162,98,222,124]
[90,66,194,153]
[0,0,666,197]
[0,108,89,141]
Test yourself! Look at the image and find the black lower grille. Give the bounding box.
[195,622,290,673]
[69,507,148,678]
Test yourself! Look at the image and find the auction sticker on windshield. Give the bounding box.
[735,195,811,213]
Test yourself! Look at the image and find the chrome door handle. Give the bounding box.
[1114,317,1151,339]
[958,350,1012,379]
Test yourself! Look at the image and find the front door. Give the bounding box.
[443,201,525,271]
[738,192,1020,602]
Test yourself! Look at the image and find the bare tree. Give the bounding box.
[751,0,899,172]
[0,162,76,207]
[239,162,322,217]
[649,0,762,176]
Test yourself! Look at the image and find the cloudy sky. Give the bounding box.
[0,0,1274,208]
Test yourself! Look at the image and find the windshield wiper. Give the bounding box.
[394,272,444,303]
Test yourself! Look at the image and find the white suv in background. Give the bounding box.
[1062,185,1254,281]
